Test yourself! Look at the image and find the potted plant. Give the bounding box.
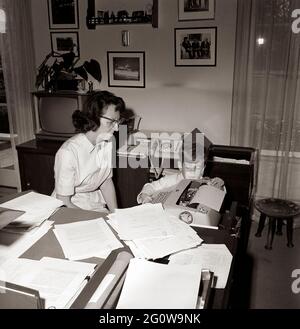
[35,50,102,92]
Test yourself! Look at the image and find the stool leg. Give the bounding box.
[287,218,294,248]
[276,219,283,236]
[255,213,267,237]
[265,217,276,250]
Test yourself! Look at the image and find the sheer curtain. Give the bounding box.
[0,0,36,189]
[231,0,300,203]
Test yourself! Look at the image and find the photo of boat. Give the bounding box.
[113,57,140,81]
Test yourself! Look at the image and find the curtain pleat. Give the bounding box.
[0,0,36,144]
[231,0,300,202]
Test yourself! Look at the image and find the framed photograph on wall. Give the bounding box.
[50,32,80,57]
[47,0,79,29]
[107,52,145,88]
[175,27,217,66]
[178,0,215,21]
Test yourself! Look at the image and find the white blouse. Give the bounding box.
[54,133,113,212]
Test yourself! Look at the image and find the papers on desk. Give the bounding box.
[107,203,203,260]
[116,258,202,309]
[0,192,63,232]
[53,218,124,260]
[169,244,233,289]
[0,257,95,309]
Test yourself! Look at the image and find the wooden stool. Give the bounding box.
[254,198,300,250]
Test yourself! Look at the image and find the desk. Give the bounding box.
[0,192,241,309]
[15,139,256,307]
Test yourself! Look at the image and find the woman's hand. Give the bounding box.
[56,194,80,209]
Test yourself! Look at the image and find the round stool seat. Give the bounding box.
[254,198,300,249]
[255,198,300,218]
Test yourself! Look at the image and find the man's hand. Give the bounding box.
[138,193,153,204]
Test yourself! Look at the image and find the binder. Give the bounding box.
[0,281,45,309]
[70,249,133,309]
[198,270,214,309]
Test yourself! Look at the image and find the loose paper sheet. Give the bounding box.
[54,218,123,260]
[190,185,226,212]
[169,244,232,289]
[0,257,95,309]
[116,258,202,309]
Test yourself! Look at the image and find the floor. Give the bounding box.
[0,186,17,198]
[243,220,300,309]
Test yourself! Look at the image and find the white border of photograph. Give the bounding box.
[175,27,217,66]
[47,0,79,29]
[178,0,215,21]
[107,52,145,88]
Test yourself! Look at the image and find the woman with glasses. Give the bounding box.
[53,91,125,213]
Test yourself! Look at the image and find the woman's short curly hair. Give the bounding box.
[72,91,125,133]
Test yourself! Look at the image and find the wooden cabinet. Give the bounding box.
[86,0,158,29]
[204,145,257,209]
[114,165,149,208]
[16,140,61,196]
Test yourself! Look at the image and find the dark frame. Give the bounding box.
[50,31,80,57]
[178,0,215,21]
[107,51,145,88]
[174,27,217,67]
[47,0,79,29]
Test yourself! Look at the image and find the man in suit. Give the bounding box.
[201,38,211,58]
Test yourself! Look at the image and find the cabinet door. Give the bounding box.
[18,151,55,195]
[114,166,149,208]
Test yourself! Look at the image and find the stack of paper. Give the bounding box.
[116,258,202,309]
[53,218,124,260]
[107,204,202,260]
[169,244,233,289]
[0,192,63,232]
[0,257,96,309]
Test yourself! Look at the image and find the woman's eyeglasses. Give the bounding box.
[100,116,125,127]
